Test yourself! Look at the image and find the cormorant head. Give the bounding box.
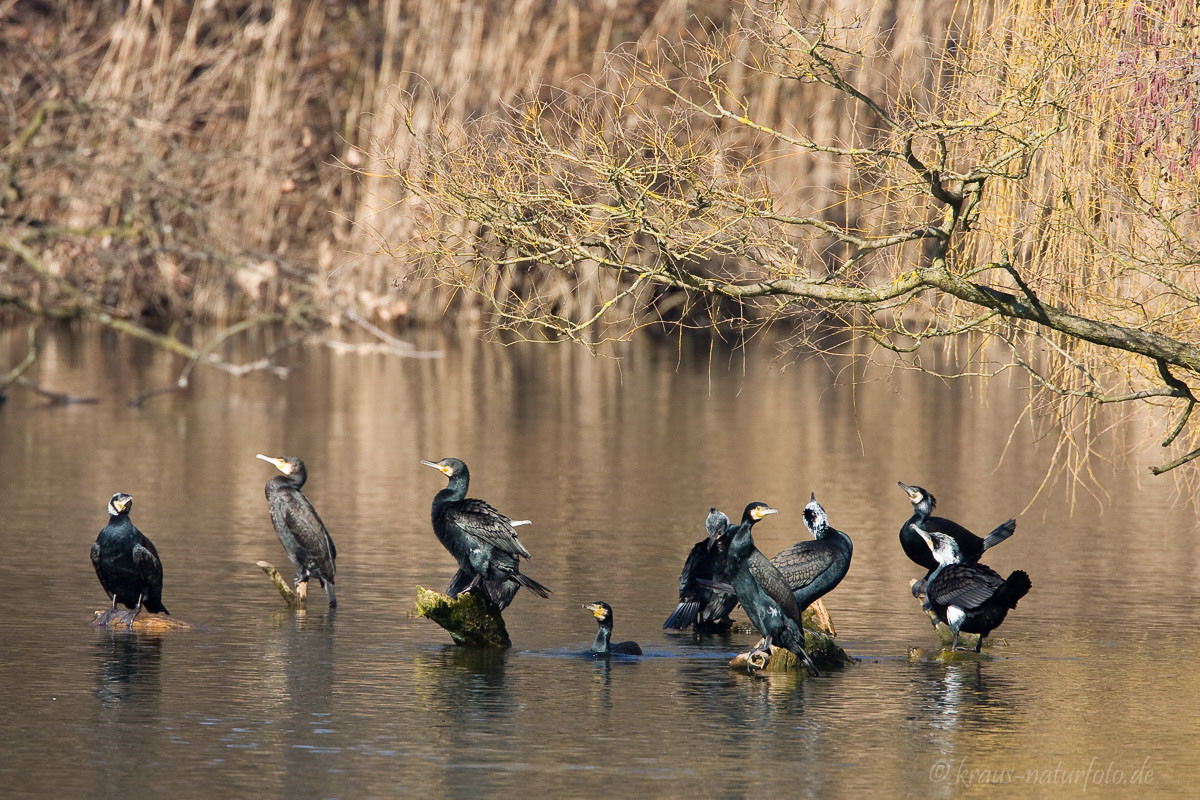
[914,526,960,566]
[898,482,936,513]
[742,502,778,524]
[256,454,306,479]
[107,492,133,517]
[584,602,614,627]
[803,493,828,537]
[421,457,468,479]
[705,507,730,551]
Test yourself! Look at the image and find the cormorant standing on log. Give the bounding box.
[256,454,338,607]
[704,502,820,676]
[585,602,642,655]
[897,482,1015,587]
[772,493,853,611]
[916,527,1031,651]
[91,492,169,628]
[421,457,550,610]
[663,507,737,631]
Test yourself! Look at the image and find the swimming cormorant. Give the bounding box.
[898,482,1015,583]
[663,507,737,631]
[771,493,853,611]
[256,454,338,607]
[585,602,642,655]
[915,527,1031,651]
[421,457,551,610]
[704,502,820,676]
[91,493,169,628]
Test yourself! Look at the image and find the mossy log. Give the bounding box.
[415,586,511,648]
[91,609,198,631]
[257,560,307,608]
[908,578,988,651]
[729,599,854,672]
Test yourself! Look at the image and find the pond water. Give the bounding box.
[0,323,1195,796]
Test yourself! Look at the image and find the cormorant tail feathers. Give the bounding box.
[513,572,552,599]
[982,519,1017,550]
[997,570,1032,609]
[663,601,700,630]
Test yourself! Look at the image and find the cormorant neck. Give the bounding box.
[437,470,469,504]
[591,622,613,654]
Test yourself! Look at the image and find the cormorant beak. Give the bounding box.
[583,603,606,619]
[256,453,289,474]
[108,495,131,515]
[706,529,724,551]
[420,459,453,476]
[897,481,921,502]
[751,506,779,520]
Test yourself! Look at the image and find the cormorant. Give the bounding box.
[898,482,1016,583]
[91,493,169,628]
[585,602,642,656]
[256,454,338,607]
[702,502,820,676]
[663,507,737,631]
[421,457,551,610]
[915,527,1032,651]
[771,493,853,611]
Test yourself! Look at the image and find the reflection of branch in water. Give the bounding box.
[0,325,38,402]
[16,376,98,405]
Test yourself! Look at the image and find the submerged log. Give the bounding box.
[415,586,511,648]
[91,609,198,632]
[257,560,307,608]
[728,600,854,672]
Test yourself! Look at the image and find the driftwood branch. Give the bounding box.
[91,609,198,631]
[414,586,511,647]
[728,599,854,672]
[256,560,308,608]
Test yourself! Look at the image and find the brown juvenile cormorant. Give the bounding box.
[702,502,820,676]
[663,507,737,632]
[772,493,853,611]
[91,492,169,628]
[256,454,338,607]
[916,527,1031,651]
[585,602,642,656]
[421,457,550,610]
[898,482,1015,585]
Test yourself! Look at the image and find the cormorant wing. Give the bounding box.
[90,540,110,594]
[282,495,337,574]
[929,563,1005,610]
[771,541,838,591]
[747,551,803,623]
[678,539,714,596]
[131,542,164,596]
[445,498,532,558]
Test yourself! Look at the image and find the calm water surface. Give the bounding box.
[1,324,1196,797]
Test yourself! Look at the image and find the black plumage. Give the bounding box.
[663,507,737,631]
[917,528,1031,651]
[422,457,550,610]
[705,502,820,676]
[585,602,642,656]
[897,482,1016,579]
[771,493,853,611]
[91,492,168,628]
[257,454,338,607]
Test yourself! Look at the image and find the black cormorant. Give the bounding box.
[585,602,642,655]
[898,482,1015,582]
[256,454,338,607]
[916,527,1032,651]
[663,507,737,631]
[91,493,169,628]
[771,493,853,611]
[421,457,550,610]
[703,502,820,676]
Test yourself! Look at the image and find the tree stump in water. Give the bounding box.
[728,599,855,672]
[257,560,307,608]
[91,609,198,631]
[415,586,511,648]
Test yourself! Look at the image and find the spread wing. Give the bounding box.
[929,563,1005,610]
[771,541,838,591]
[678,539,716,596]
[747,551,802,622]
[444,498,532,558]
[283,495,336,575]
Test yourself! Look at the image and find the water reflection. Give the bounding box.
[95,630,162,706]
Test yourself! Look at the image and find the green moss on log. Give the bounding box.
[415,586,511,648]
[729,626,855,672]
